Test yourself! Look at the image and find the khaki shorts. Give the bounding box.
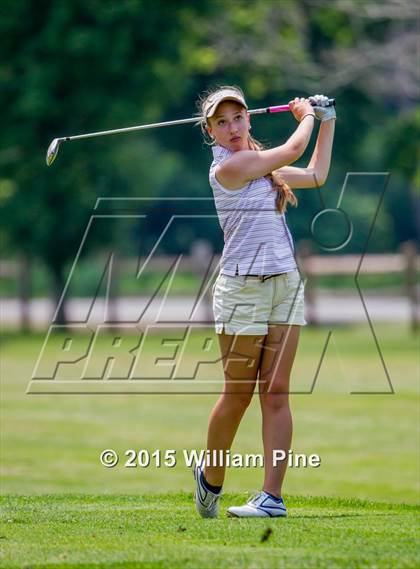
[212,270,307,335]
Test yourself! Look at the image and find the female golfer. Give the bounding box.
[194,86,335,518]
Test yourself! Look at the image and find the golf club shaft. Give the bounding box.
[46,98,335,165]
[57,99,336,142]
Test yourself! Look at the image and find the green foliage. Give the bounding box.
[1,0,211,265]
[1,0,418,308]
[381,107,420,190]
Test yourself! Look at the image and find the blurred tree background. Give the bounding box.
[1,0,418,318]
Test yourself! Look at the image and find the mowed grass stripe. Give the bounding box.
[0,494,419,568]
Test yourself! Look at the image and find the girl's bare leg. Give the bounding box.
[204,332,265,486]
[258,324,300,497]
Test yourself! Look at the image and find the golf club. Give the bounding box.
[46,98,335,166]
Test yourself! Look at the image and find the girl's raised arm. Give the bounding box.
[216,99,316,189]
[276,99,336,189]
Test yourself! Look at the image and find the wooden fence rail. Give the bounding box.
[1,240,418,331]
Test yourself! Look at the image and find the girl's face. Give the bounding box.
[206,101,250,152]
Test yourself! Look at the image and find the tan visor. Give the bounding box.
[204,89,248,120]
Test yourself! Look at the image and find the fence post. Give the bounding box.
[190,240,214,325]
[297,239,317,326]
[400,240,418,332]
[107,254,120,331]
[18,255,32,333]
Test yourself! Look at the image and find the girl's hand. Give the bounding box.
[309,94,337,122]
[289,97,315,122]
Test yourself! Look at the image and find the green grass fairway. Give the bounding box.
[2,324,418,501]
[1,494,419,568]
[1,324,419,567]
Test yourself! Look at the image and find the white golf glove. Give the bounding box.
[309,94,336,122]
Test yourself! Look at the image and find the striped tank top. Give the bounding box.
[209,144,297,276]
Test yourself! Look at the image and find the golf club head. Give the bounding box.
[46,138,61,166]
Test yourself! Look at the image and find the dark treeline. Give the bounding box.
[1,0,418,307]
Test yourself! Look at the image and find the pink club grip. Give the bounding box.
[267,105,290,113]
[267,99,335,114]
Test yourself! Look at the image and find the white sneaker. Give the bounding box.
[193,463,222,518]
[227,491,287,518]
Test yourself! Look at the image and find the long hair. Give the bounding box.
[197,85,298,214]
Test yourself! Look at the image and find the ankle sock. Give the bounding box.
[201,472,222,494]
[265,491,282,502]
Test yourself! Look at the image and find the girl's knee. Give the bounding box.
[220,392,253,414]
[259,391,290,412]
